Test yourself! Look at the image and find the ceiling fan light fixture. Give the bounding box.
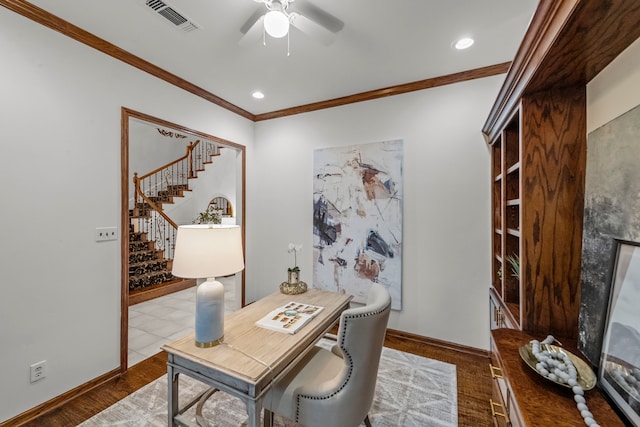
[264,10,289,38]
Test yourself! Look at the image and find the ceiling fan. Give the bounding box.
[239,0,344,47]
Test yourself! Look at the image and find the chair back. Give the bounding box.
[296,283,391,426]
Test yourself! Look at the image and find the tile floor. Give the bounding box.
[128,276,238,367]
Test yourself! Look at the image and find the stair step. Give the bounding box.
[167,184,189,192]
[129,259,168,275]
[129,249,161,263]
[158,188,185,198]
[129,240,153,251]
[130,203,152,218]
[129,270,175,291]
[129,232,149,243]
[148,195,172,204]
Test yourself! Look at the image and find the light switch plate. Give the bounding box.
[95,227,118,242]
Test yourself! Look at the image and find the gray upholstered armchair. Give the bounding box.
[263,283,392,427]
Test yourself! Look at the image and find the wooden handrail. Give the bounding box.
[137,140,200,182]
[132,175,178,229]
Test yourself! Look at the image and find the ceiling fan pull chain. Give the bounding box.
[287,31,290,57]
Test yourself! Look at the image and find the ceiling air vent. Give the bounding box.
[144,0,200,33]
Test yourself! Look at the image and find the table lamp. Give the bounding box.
[172,224,244,348]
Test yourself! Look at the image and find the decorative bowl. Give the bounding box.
[519,343,596,390]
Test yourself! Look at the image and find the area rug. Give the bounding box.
[80,344,457,426]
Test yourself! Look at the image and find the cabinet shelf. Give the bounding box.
[506,162,520,175]
[506,228,520,237]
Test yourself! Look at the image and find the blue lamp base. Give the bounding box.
[195,278,225,348]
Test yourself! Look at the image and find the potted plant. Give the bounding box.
[280,243,307,295]
[506,254,520,280]
[287,243,302,284]
[193,205,222,225]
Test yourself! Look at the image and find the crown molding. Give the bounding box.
[2,0,511,122]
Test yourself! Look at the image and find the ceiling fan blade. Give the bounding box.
[238,10,265,47]
[295,2,344,33]
[289,12,336,46]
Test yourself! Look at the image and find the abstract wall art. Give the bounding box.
[598,239,640,426]
[313,140,403,309]
[579,103,640,365]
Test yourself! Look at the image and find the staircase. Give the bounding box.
[128,224,174,291]
[127,140,220,305]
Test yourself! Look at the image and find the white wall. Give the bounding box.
[0,9,253,422]
[588,36,640,132]
[248,76,501,350]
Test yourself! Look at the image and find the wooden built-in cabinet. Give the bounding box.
[490,89,586,338]
[484,0,640,425]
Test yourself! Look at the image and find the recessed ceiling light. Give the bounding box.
[454,37,474,50]
[252,91,265,99]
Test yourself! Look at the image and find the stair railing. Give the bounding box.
[131,140,221,260]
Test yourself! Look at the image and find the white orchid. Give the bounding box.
[288,243,302,271]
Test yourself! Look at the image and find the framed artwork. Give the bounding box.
[313,140,403,309]
[579,103,640,365]
[599,239,640,426]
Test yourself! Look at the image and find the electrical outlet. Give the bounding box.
[95,226,118,242]
[30,360,46,383]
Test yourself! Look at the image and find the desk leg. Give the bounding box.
[167,359,179,427]
[247,398,261,427]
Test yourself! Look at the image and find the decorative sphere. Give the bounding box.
[581,410,593,419]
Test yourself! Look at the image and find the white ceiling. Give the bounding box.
[26,0,539,116]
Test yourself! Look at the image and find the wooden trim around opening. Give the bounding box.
[121,107,247,374]
[128,279,196,306]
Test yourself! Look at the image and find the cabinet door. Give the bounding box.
[489,355,510,426]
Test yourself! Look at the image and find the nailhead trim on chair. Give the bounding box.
[295,300,391,422]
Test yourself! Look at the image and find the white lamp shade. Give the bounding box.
[172,224,244,279]
[264,10,289,38]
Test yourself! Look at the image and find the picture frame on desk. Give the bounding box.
[599,239,640,426]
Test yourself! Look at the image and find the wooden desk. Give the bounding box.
[162,289,352,427]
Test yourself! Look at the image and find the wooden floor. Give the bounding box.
[21,336,493,426]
